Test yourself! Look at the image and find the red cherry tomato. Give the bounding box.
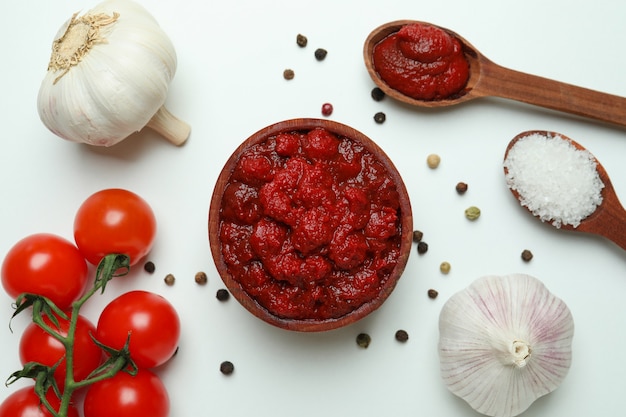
[0,386,79,417]
[96,290,180,368]
[73,189,156,266]
[1,234,89,309]
[83,369,169,417]
[19,312,102,390]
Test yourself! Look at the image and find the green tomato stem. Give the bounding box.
[29,254,131,417]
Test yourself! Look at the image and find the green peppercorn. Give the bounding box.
[356,333,371,348]
[465,206,481,221]
[395,330,409,343]
[440,261,451,274]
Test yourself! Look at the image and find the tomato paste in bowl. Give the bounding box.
[209,119,412,332]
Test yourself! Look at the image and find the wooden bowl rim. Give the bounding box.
[208,118,413,332]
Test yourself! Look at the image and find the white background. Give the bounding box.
[1,0,626,416]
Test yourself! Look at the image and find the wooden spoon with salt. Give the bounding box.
[504,131,626,251]
[364,20,626,128]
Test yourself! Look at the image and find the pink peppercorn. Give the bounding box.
[321,103,333,116]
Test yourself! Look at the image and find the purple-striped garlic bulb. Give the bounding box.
[438,274,574,417]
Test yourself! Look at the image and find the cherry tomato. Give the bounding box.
[19,312,102,390]
[0,386,79,417]
[73,189,156,266]
[1,234,89,309]
[96,290,180,368]
[83,369,169,417]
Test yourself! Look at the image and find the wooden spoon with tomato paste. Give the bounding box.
[364,20,626,128]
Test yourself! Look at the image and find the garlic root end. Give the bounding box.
[511,340,532,368]
[146,106,191,146]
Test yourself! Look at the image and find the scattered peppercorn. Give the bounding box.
[417,241,428,254]
[374,111,386,124]
[465,206,481,221]
[195,271,208,285]
[428,289,439,299]
[395,329,409,343]
[220,361,235,375]
[314,48,327,60]
[283,69,295,80]
[356,333,371,348]
[164,273,175,286]
[296,33,308,47]
[321,103,333,116]
[440,261,451,274]
[371,87,385,101]
[412,230,424,243]
[521,249,534,262]
[143,261,155,274]
[216,288,230,301]
[456,182,468,194]
[427,154,441,169]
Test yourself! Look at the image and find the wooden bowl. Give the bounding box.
[209,118,413,332]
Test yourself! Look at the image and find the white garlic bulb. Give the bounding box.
[37,0,190,147]
[438,274,574,417]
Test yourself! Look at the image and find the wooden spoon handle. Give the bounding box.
[576,188,626,251]
[479,60,626,127]
[596,201,626,251]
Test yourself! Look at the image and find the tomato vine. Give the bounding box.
[6,254,137,417]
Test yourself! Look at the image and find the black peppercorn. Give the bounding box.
[374,112,386,124]
[314,48,327,60]
[412,230,423,243]
[521,249,533,262]
[195,271,208,285]
[428,289,439,299]
[283,68,295,80]
[417,241,428,254]
[216,288,230,301]
[143,261,155,274]
[164,274,175,286]
[456,182,468,194]
[220,361,234,375]
[296,33,308,47]
[371,87,385,101]
[395,330,409,342]
[356,333,371,348]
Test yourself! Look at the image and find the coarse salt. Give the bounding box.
[503,132,604,228]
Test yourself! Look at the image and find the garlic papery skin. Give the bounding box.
[37,0,190,147]
[438,274,574,417]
